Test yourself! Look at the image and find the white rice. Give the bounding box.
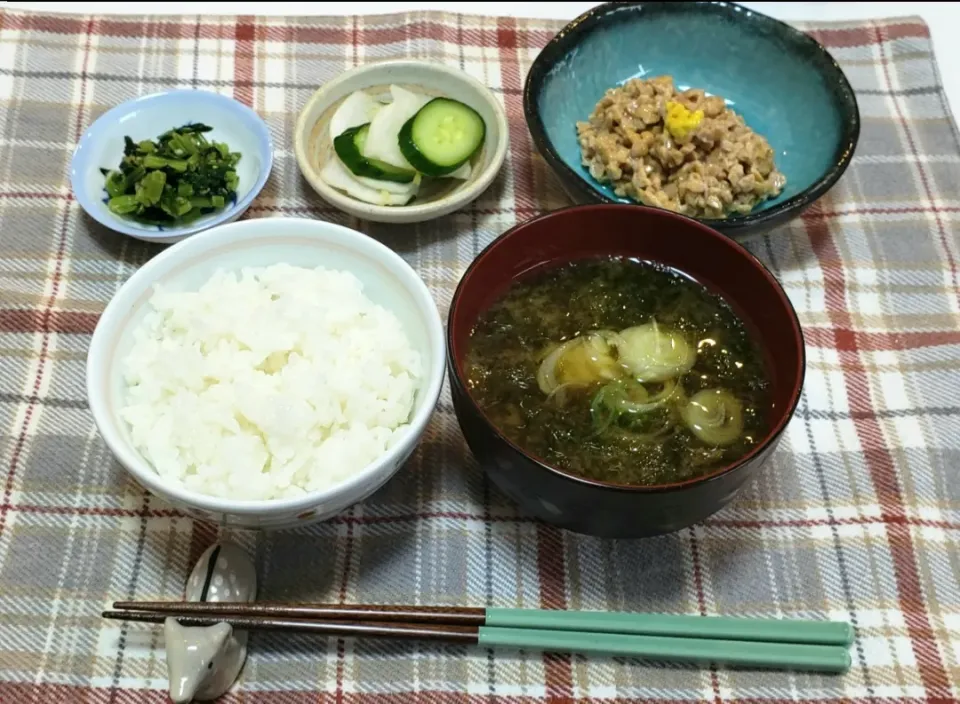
[119,263,422,501]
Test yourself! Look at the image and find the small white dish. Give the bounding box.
[294,60,509,224]
[85,217,446,530]
[71,90,273,244]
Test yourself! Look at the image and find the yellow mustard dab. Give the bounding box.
[664,100,704,140]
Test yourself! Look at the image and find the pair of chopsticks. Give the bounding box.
[104,601,853,673]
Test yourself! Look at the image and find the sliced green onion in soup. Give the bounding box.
[616,319,696,383]
[589,381,624,435]
[589,378,682,435]
[616,378,681,414]
[681,388,744,446]
[536,330,621,395]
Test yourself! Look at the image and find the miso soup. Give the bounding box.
[464,257,771,486]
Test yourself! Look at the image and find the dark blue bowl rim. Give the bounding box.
[522,0,861,235]
[446,203,808,494]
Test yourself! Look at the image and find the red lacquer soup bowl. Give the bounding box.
[446,204,805,538]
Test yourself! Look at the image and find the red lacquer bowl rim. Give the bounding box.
[447,203,806,493]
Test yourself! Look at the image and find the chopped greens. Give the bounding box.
[100,123,241,226]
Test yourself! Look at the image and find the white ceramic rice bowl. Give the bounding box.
[86,217,445,529]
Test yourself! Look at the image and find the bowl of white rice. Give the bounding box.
[86,217,445,529]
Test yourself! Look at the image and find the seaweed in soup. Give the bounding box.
[464,257,771,486]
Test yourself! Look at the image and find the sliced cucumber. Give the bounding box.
[333,124,416,184]
[398,98,486,177]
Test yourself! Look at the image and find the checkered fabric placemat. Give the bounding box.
[0,7,958,703]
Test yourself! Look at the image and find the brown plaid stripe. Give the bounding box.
[0,7,958,703]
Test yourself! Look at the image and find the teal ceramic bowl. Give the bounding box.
[523,1,860,239]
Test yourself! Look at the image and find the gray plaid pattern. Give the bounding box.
[0,8,957,703]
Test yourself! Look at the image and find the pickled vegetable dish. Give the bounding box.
[320,85,485,206]
[464,257,771,486]
[101,123,240,226]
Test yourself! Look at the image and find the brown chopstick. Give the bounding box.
[101,605,854,673]
[102,609,481,644]
[112,600,486,625]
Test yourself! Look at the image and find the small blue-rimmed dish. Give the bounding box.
[523,1,860,239]
[70,90,273,244]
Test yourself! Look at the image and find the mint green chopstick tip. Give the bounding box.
[478,626,851,674]
[485,608,854,646]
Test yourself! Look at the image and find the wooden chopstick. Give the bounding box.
[111,600,854,647]
[103,609,480,642]
[102,606,852,673]
[112,600,486,625]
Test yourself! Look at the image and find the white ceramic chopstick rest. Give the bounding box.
[164,542,258,703]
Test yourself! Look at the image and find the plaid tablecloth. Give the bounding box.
[0,6,958,703]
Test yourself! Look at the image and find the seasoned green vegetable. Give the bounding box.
[100,123,241,226]
[464,257,772,486]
